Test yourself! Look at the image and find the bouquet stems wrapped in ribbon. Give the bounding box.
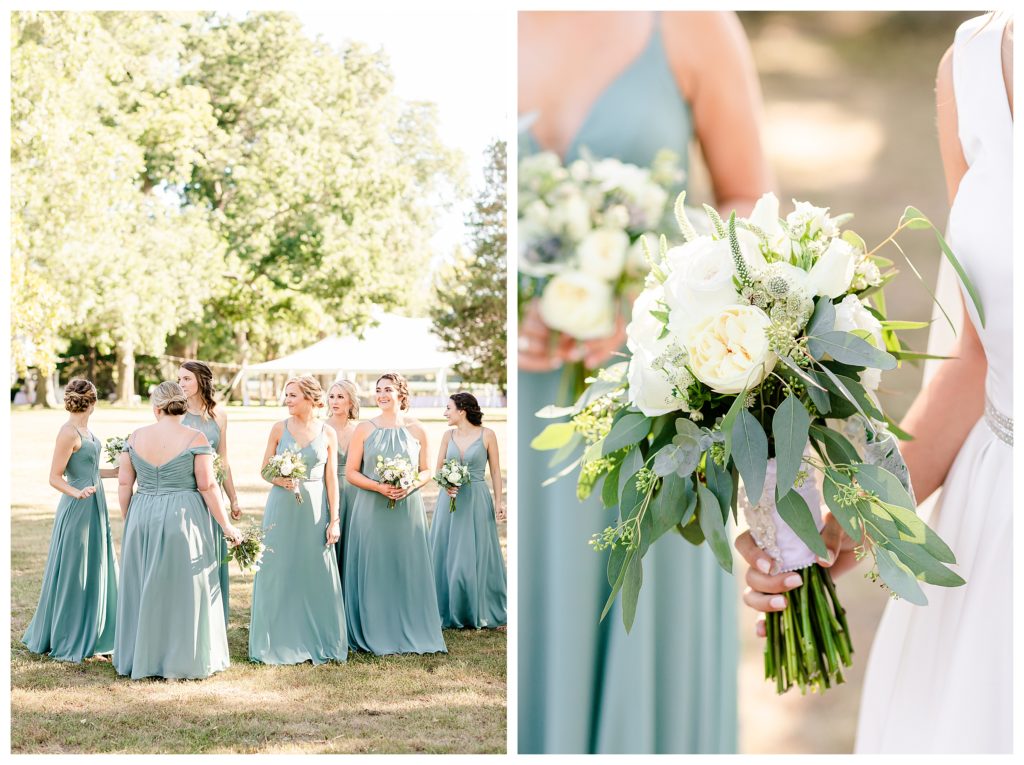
[533,192,982,694]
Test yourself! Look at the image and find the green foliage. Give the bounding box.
[431,141,507,388]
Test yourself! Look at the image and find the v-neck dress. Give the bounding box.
[428,431,507,628]
[248,423,348,664]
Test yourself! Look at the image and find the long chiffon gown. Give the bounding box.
[855,14,1012,753]
[518,15,737,754]
[322,444,353,588]
[344,425,446,655]
[248,423,348,664]
[428,432,507,628]
[182,411,230,624]
[22,430,118,662]
[114,441,228,679]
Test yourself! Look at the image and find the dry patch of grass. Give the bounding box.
[10,407,506,754]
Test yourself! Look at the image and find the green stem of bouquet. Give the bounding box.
[449,496,457,513]
[556,360,588,407]
[764,564,853,695]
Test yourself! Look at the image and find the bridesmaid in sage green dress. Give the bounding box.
[114,382,243,680]
[429,393,507,629]
[22,379,118,662]
[324,380,360,588]
[178,360,243,625]
[344,373,446,655]
[248,376,347,665]
[518,12,771,753]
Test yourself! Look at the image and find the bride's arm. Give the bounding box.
[895,46,985,504]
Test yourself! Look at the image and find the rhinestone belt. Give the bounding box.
[984,396,1013,446]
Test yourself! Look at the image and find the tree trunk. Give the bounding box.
[234,327,251,404]
[41,370,59,408]
[115,340,136,406]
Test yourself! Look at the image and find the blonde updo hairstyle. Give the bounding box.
[377,372,410,411]
[328,379,360,420]
[151,381,189,416]
[64,379,97,413]
[286,375,325,408]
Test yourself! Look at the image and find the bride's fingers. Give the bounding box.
[755,618,766,639]
[746,567,802,595]
[743,586,789,613]
[734,531,773,574]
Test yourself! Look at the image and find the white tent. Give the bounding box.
[237,313,460,406]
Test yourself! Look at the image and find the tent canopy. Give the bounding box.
[243,313,458,375]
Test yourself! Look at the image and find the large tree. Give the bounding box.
[430,140,507,391]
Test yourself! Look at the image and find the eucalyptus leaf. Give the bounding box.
[541,456,582,488]
[704,455,734,524]
[810,425,861,466]
[874,546,928,605]
[601,546,635,621]
[530,421,577,451]
[535,404,577,419]
[732,408,768,504]
[872,500,927,544]
[773,394,810,497]
[697,482,732,572]
[617,447,644,497]
[621,553,644,632]
[721,392,748,465]
[651,472,691,539]
[603,412,651,455]
[822,469,862,540]
[602,459,622,508]
[679,515,706,546]
[548,431,584,468]
[808,331,897,370]
[878,536,965,588]
[807,297,836,338]
[776,489,828,559]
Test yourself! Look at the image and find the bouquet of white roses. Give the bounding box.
[433,458,472,513]
[375,454,417,509]
[533,192,983,695]
[224,522,272,574]
[518,148,685,401]
[261,449,308,503]
[103,435,129,465]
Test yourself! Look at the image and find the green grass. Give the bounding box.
[10,408,507,753]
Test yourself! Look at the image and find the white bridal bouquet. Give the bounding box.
[261,450,308,503]
[433,458,472,513]
[375,454,418,509]
[518,148,685,401]
[533,192,984,695]
[103,435,129,464]
[224,522,272,574]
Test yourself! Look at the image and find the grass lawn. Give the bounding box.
[10,405,507,754]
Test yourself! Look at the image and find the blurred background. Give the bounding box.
[682,10,976,753]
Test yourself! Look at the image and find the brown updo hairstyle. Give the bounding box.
[450,392,483,426]
[151,381,189,415]
[64,378,98,413]
[376,372,410,411]
[181,360,217,418]
[328,379,360,420]
[285,375,326,408]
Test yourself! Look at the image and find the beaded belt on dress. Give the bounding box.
[984,396,1013,446]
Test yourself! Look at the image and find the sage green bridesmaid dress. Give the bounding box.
[344,425,446,655]
[248,423,347,664]
[22,430,118,662]
[322,445,353,588]
[428,432,507,628]
[182,411,230,624]
[518,15,738,753]
[114,440,229,679]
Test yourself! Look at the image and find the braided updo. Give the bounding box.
[151,381,189,416]
[64,379,97,413]
[450,392,483,426]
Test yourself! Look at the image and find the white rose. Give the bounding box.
[602,204,631,230]
[522,199,549,226]
[688,305,776,394]
[628,344,685,417]
[577,228,629,281]
[538,270,616,340]
[626,285,668,356]
[662,234,763,345]
[279,464,293,476]
[834,294,885,391]
[807,238,857,298]
[633,182,669,229]
[747,192,792,260]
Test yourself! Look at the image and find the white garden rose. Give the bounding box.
[521,198,550,226]
[538,270,616,340]
[577,228,629,281]
[834,294,885,391]
[807,238,857,298]
[661,232,765,345]
[626,285,668,356]
[280,464,293,476]
[688,305,776,394]
[748,192,792,259]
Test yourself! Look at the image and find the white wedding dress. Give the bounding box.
[855,14,1012,754]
